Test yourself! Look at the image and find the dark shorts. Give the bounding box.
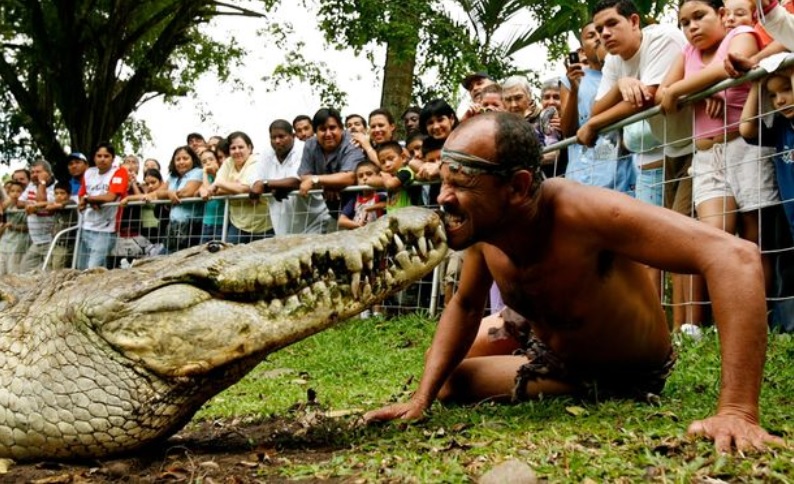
[495,308,676,402]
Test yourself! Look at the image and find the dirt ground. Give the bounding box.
[0,415,353,484]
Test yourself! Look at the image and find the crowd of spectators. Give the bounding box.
[2,0,794,330]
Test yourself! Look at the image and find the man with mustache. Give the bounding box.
[365,112,782,453]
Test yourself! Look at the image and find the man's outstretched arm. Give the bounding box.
[563,184,783,452]
[364,246,492,422]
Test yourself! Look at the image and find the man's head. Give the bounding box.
[91,142,116,172]
[12,169,30,186]
[345,114,367,135]
[54,181,71,203]
[67,152,89,179]
[462,71,495,101]
[402,106,422,136]
[580,22,608,69]
[313,108,345,154]
[502,76,535,117]
[186,133,206,154]
[376,141,406,174]
[592,0,642,59]
[438,112,542,250]
[269,119,296,160]
[355,159,380,186]
[208,135,224,150]
[30,159,54,185]
[293,115,315,141]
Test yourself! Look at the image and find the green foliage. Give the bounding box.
[0,0,274,169]
[196,317,794,481]
[522,0,675,60]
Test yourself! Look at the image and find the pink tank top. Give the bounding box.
[683,26,760,139]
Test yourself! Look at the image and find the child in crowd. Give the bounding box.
[47,181,78,270]
[741,69,794,235]
[658,0,778,336]
[338,160,386,229]
[339,160,386,318]
[0,181,30,275]
[405,132,427,163]
[198,148,225,242]
[369,141,420,212]
[121,168,169,253]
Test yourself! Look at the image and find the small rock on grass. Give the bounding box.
[479,459,537,484]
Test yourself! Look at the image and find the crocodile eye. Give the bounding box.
[207,241,223,253]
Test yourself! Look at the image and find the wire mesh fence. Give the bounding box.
[2,56,794,328]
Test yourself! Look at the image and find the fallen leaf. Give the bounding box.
[566,406,588,416]
[31,476,74,484]
[199,461,220,470]
[238,461,260,468]
[325,408,364,418]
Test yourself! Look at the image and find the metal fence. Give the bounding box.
[2,55,794,327]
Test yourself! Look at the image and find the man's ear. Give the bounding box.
[629,13,641,29]
[508,170,534,201]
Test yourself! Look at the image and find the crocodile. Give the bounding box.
[0,207,447,461]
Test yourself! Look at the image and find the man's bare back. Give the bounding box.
[364,112,783,453]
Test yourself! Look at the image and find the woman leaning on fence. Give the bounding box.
[208,131,273,244]
[159,146,204,253]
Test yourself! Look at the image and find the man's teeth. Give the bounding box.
[446,213,464,229]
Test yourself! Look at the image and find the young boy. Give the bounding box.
[339,160,387,317]
[0,180,31,275]
[369,141,420,212]
[47,181,78,270]
[338,160,386,230]
[741,70,794,235]
[741,69,794,332]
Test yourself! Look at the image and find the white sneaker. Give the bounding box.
[680,323,703,341]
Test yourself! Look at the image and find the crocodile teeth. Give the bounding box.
[435,225,446,243]
[417,236,427,257]
[351,272,361,299]
[394,234,405,252]
[395,251,411,270]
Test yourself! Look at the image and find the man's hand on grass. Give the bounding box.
[688,412,785,453]
[363,399,428,423]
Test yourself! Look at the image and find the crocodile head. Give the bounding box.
[86,206,447,377]
[0,207,446,460]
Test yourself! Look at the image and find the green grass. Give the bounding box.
[195,315,794,482]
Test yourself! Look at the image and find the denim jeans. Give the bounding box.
[200,223,224,244]
[637,167,664,207]
[76,229,116,270]
[225,224,273,245]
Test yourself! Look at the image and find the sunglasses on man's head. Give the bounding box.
[440,148,523,178]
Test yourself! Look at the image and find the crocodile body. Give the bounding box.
[0,208,446,460]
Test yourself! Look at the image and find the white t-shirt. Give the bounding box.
[256,140,330,236]
[597,24,693,156]
[80,167,128,232]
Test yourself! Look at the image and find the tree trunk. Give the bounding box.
[379,5,420,136]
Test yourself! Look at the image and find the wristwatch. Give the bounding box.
[311,175,320,188]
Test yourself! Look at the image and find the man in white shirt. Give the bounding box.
[250,120,331,235]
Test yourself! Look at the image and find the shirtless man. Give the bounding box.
[364,112,782,452]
